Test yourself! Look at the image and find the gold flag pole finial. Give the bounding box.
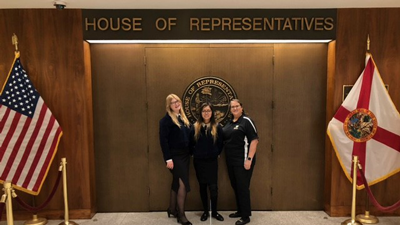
[12,33,19,53]
[367,35,370,52]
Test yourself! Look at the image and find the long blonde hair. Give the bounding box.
[194,103,218,143]
[165,94,190,128]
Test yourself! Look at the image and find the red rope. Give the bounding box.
[0,202,4,220]
[359,167,400,212]
[14,170,62,213]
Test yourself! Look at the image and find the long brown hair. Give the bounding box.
[165,94,190,128]
[194,103,218,143]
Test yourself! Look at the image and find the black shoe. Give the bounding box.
[200,212,209,221]
[229,212,242,218]
[167,208,177,218]
[212,212,224,221]
[177,217,193,225]
[235,217,250,225]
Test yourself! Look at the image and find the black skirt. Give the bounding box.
[170,148,191,193]
[193,157,218,185]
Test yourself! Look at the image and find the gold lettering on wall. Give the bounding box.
[324,18,334,30]
[212,18,221,30]
[201,18,210,31]
[156,18,167,30]
[190,18,200,31]
[84,16,335,32]
[314,18,324,31]
[85,18,96,31]
[222,18,231,31]
[85,17,143,31]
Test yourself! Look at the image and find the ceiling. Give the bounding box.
[1,0,400,9]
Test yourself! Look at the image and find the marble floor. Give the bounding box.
[1,211,399,225]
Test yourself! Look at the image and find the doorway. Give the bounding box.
[91,43,326,211]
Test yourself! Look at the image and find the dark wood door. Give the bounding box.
[145,47,211,210]
[145,45,274,210]
[208,45,274,210]
[272,44,327,209]
[91,44,149,211]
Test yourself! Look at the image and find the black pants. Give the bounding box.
[199,183,218,213]
[194,158,219,213]
[227,162,255,218]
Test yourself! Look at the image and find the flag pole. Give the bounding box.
[59,158,78,225]
[355,163,379,224]
[341,156,363,225]
[353,35,379,224]
[2,181,15,225]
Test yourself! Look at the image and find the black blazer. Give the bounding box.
[159,113,191,161]
[190,123,224,159]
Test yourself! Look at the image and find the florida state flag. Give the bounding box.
[327,53,400,189]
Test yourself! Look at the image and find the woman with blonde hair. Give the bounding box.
[190,102,224,222]
[159,94,192,225]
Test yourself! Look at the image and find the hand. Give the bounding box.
[244,160,251,170]
[166,160,174,170]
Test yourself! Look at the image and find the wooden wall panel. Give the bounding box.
[0,9,94,219]
[91,44,149,212]
[324,40,336,215]
[273,44,327,210]
[326,8,400,216]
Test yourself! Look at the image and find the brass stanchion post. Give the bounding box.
[59,158,78,225]
[24,214,47,225]
[342,156,363,225]
[356,163,379,224]
[23,195,47,225]
[4,181,14,225]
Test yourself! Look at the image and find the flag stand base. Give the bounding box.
[59,221,78,225]
[341,219,363,225]
[356,211,379,224]
[24,214,47,225]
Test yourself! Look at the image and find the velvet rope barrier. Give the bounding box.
[359,167,400,212]
[0,202,4,221]
[14,170,62,214]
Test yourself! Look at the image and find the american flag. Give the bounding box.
[0,54,62,195]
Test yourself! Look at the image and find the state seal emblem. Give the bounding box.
[182,77,237,125]
[343,108,378,142]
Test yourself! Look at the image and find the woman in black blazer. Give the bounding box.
[190,103,224,222]
[159,93,192,225]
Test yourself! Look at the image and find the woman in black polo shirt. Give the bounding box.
[223,99,259,225]
[159,94,192,225]
[190,103,224,222]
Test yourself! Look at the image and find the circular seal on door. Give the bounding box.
[343,108,378,142]
[182,76,238,125]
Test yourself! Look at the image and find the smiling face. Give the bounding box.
[230,100,243,119]
[201,106,212,123]
[169,98,181,114]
